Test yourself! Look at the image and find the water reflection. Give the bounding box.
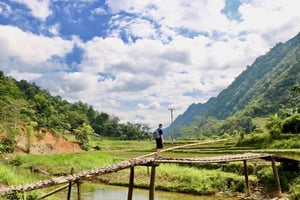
[77,184,238,200]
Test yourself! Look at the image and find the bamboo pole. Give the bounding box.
[37,183,72,199]
[149,165,156,200]
[136,139,228,159]
[127,167,135,200]
[271,156,282,196]
[67,167,74,200]
[76,180,81,200]
[243,160,250,196]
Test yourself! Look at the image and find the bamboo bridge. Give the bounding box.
[0,141,299,200]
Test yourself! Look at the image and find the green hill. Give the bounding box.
[166,32,300,138]
[0,73,151,153]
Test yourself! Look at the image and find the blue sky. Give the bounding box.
[0,0,299,129]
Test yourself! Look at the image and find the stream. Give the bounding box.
[63,184,239,200]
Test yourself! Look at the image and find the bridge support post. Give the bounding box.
[149,164,156,200]
[243,160,250,196]
[76,180,81,200]
[271,156,282,197]
[67,167,74,200]
[127,167,135,200]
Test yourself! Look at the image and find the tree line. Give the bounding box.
[173,84,300,141]
[0,71,151,152]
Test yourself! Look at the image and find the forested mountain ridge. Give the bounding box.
[0,73,151,152]
[166,32,300,138]
[204,32,300,119]
[165,97,216,137]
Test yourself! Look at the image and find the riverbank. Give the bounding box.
[1,139,299,199]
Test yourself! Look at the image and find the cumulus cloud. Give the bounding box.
[11,0,52,21]
[0,0,300,129]
[0,25,75,71]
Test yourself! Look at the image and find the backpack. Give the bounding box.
[153,129,160,139]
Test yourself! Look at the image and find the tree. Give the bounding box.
[74,123,94,150]
[281,113,300,133]
[265,113,282,139]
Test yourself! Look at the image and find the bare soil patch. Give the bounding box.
[14,129,82,155]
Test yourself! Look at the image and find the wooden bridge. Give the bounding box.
[0,141,299,200]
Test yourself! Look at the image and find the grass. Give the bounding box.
[1,137,299,199]
[98,162,257,196]
[9,151,119,175]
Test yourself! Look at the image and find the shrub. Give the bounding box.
[236,133,270,148]
[290,177,300,200]
[256,166,276,189]
[270,136,300,148]
[281,113,300,133]
[0,137,16,153]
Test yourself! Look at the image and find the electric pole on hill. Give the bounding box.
[168,107,175,143]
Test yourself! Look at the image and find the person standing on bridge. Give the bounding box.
[155,123,164,159]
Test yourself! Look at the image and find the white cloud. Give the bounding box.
[1,0,300,129]
[49,23,61,36]
[0,25,74,71]
[138,101,160,110]
[11,0,52,21]
[238,0,300,44]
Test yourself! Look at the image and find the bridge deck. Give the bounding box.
[155,153,272,164]
[0,157,154,195]
[0,153,298,195]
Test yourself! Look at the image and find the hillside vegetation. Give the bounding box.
[166,32,300,142]
[0,71,151,154]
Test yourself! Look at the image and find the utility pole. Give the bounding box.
[168,107,175,143]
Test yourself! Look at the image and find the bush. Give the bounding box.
[236,133,270,148]
[256,166,276,189]
[2,193,38,200]
[290,177,300,200]
[281,113,300,133]
[270,136,300,148]
[0,137,16,153]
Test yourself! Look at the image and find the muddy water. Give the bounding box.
[67,184,239,200]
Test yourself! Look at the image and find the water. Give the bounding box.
[69,184,239,200]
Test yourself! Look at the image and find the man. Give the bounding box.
[155,123,164,159]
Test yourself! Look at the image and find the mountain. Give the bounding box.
[167,32,300,136]
[164,97,215,135]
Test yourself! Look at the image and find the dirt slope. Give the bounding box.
[14,129,82,155]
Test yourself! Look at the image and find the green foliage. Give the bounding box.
[8,152,117,175]
[168,34,300,139]
[269,136,300,148]
[290,177,300,200]
[74,123,94,150]
[256,166,276,188]
[0,71,152,153]
[154,165,248,195]
[281,113,300,133]
[279,161,300,191]
[265,113,282,139]
[0,137,16,153]
[236,132,271,148]
[2,193,38,200]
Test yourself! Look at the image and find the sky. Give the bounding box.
[0,0,300,130]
